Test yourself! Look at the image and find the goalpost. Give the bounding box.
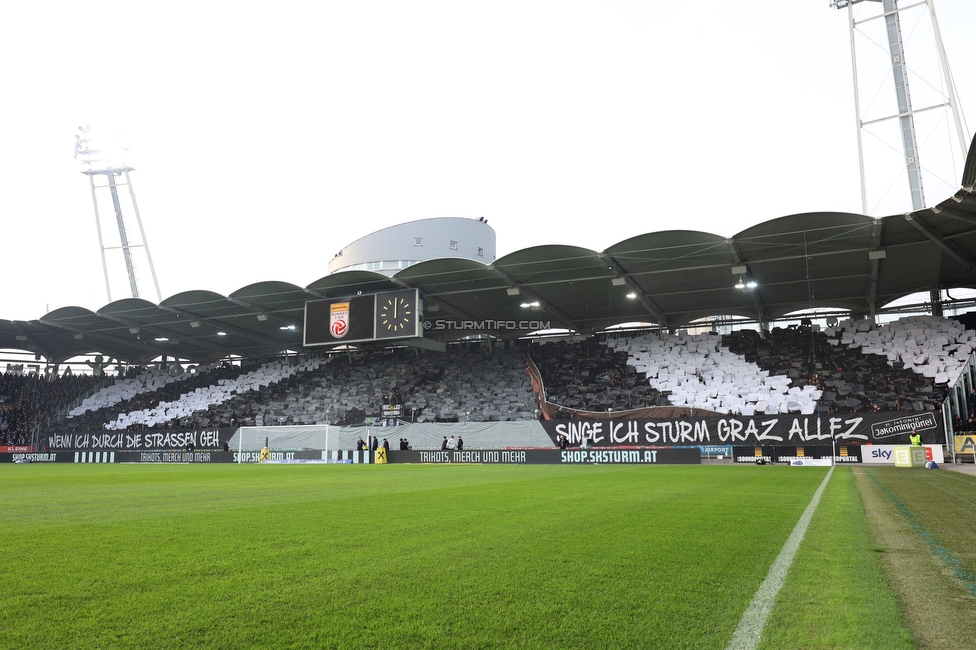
[229,424,389,462]
[230,426,331,462]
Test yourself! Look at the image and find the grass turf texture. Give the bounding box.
[853,466,976,649]
[759,466,913,649]
[0,464,897,649]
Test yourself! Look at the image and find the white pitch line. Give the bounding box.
[920,477,976,509]
[725,466,834,650]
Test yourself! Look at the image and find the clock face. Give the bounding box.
[375,291,418,338]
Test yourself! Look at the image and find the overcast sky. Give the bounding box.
[1,1,973,322]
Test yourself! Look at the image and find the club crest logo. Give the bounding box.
[330,302,350,339]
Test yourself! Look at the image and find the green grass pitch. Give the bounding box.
[0,464,911,649]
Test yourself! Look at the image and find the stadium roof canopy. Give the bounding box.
[4,138,976,365]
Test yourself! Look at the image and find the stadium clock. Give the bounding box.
[375,290,418,339]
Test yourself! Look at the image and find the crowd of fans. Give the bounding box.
[43,342,535,434]
[60,360,265,432]
[530,338,670,411]
[533,320,954,417]
[1,315,972,443]
[724,325,945,414]
[0,372,102,446]
[241,343,536,426]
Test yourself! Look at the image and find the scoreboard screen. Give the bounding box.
[303,289,421,346]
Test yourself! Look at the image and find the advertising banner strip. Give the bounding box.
[543,410,943,448]
[732,446,846,464]
[954,435,976,455]
[3,449,700,464]
[43,428,236,452]
[73,451,115,463]
[2,452,65,463]
[860,444,943,464]
[729,444,944,464]
[389,448,700,465]
[118,451,237,463]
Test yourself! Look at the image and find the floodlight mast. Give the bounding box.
[74,127,162,304]
[831,0,970,214]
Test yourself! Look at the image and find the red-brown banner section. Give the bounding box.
[542,411,943,447]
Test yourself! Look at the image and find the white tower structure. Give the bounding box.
[831,0,969,215]
[329,217,496,276]
[73,127,162,304]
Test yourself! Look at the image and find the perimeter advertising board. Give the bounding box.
[860,444,943,464]
[729,444,944,464]
[542,410,942,447]
[389,448,700,465]
[1,452,66,463]
[1,450,336,464]
[732,445,863,463]
[954,435,976,455]
[2,449,700,464]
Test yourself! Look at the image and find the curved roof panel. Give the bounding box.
[493,245,618,331]
[604,231,741,326]
[306,270,398,297]
[731,213,879,319]
[4,137,976,362]
[99,298,160,319]
[230,281,306,305]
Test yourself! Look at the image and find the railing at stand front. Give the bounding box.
[943,351,976,464]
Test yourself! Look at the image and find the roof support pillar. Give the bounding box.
[905,213,976,274]
[931,289,944,317]
[725,239,769,328]
[867,219,885,324]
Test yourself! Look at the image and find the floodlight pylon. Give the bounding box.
[74,127,162,304]
[831,0,969,214]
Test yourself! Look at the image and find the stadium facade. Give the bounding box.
[327,217,496,275]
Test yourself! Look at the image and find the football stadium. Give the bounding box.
[4,3,976,649]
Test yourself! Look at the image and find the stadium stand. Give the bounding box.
[13,314,973,440]
[612,331,816,415]
[826,315,974,385]
[248,343,536,425]
[265,344,535,425]
[61,360,263,431]
[536,315,962,417]
[719,318,956,415]
[101,357,328,430]
[61,357,323,431]
[0,373,101,445]
[51,342,537,432]
[529,338,672,412]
